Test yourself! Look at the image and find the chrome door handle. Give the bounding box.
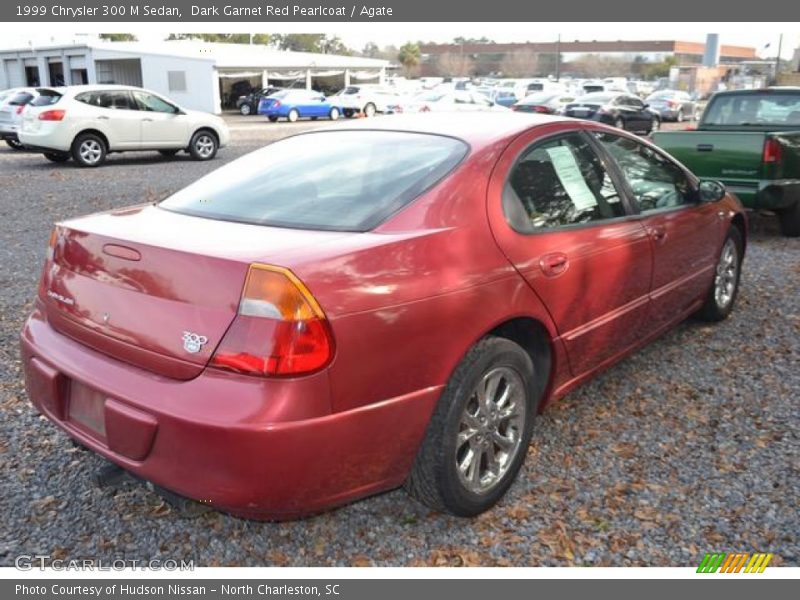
[97,116,109,120]
[142,118,154,122]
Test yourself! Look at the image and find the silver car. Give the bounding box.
[0,88,37,149]
[645,90,698,122]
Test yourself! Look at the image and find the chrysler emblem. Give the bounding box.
[182,331,208,354]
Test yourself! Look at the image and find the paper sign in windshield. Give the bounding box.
[546,146,598,212]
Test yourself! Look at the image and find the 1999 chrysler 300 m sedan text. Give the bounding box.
[21,114,746,519]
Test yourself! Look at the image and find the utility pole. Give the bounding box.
[775,33,783,83]
[555,34,561,81]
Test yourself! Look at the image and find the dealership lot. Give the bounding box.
[0,116,797,566]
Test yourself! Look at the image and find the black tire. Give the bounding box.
[71,133,107,167]
[239,103,252,116]
[268,116,279,122]
[404,337,537,517]
[696,226,744,322]
[343,109,355,118]
[287,109,299,123]
[329,107,340,121]
[311,116,318,121]
[777,200,800,237]
[188,130,218,161]
[5,138,23,150]
[364,103,377,117]
[158,149,180,157]
[44,152,70,163]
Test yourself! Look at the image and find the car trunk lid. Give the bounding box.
[41,205,349,380]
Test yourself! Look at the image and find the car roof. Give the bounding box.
[38,84,147,95]
[315,112,572,147]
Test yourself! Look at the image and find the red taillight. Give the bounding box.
[210,264,334,377]
[532,105,550,113]
[15,105,25,115]
[668,100,680,108]
[38,227,59,300]
[763,138,782,164]
[39,110,66,121]
[419,105,431,112]
[273,100,281,108]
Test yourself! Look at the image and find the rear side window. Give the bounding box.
[160,131,469,232]
[30,90,62,106]
[503,133,625,232]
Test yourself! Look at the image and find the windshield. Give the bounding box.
[416,91,447,102]
[160,131,469,232]
[703,93,800,126]
[30,90,62,106]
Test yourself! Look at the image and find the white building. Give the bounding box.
[0,40,389,114]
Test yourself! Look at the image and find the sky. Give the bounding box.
[0,22,797,59]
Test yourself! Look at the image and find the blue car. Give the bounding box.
[258,90,344,123]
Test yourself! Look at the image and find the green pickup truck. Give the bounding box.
[654,88,800,236]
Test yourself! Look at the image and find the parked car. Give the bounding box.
[18,85,229,167]
[492,89,520,108]
[236,87,283,116]
[564,92,660,135]
[22,113,746,519]
[388,90,508,113]
[258,90,345,122]
[512,92,576,114]
[331,85,399,118]
[654,88,800,236]
[0,87,37,149]
[646,90,698,122]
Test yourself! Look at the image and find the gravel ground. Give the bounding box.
[0,115,797,567]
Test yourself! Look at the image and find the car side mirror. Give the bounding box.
[642,103,649,109]
[698,180,726,203]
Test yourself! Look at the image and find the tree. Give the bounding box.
[362,42,380,58]
[398,43,421,75]
[98,34,137,42]
[500,50,539,77]
[436,52,474,77]
[319,36,352,55]
[166,33,270,45]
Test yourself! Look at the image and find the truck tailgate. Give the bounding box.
[653,130,768,201]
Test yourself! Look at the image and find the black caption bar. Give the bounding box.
[1,0,799,21]
[4,579,797,600]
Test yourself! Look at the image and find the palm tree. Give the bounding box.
[398,43,421,75]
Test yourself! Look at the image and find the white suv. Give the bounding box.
[19,85,229,167]
[333,85,399,118]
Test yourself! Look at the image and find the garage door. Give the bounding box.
[4,59,24,88]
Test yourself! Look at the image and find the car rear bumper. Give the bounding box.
[20,303,440,519]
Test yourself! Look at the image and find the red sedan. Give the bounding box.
[21,114,746,519]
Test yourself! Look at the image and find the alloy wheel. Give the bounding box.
[455,366,526,494]
[714,238,739,309]
[79,139,103,165]
[194,135,215,159]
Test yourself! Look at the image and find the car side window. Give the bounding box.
[132,91,176,113]
[627,96,644,109]
[594,132,695,213]
[503,133,626,232]
[108,91,134,110]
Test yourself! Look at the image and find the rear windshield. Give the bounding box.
[30,90,62,106]
[704,92,800,126]
[160,131,469,231]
